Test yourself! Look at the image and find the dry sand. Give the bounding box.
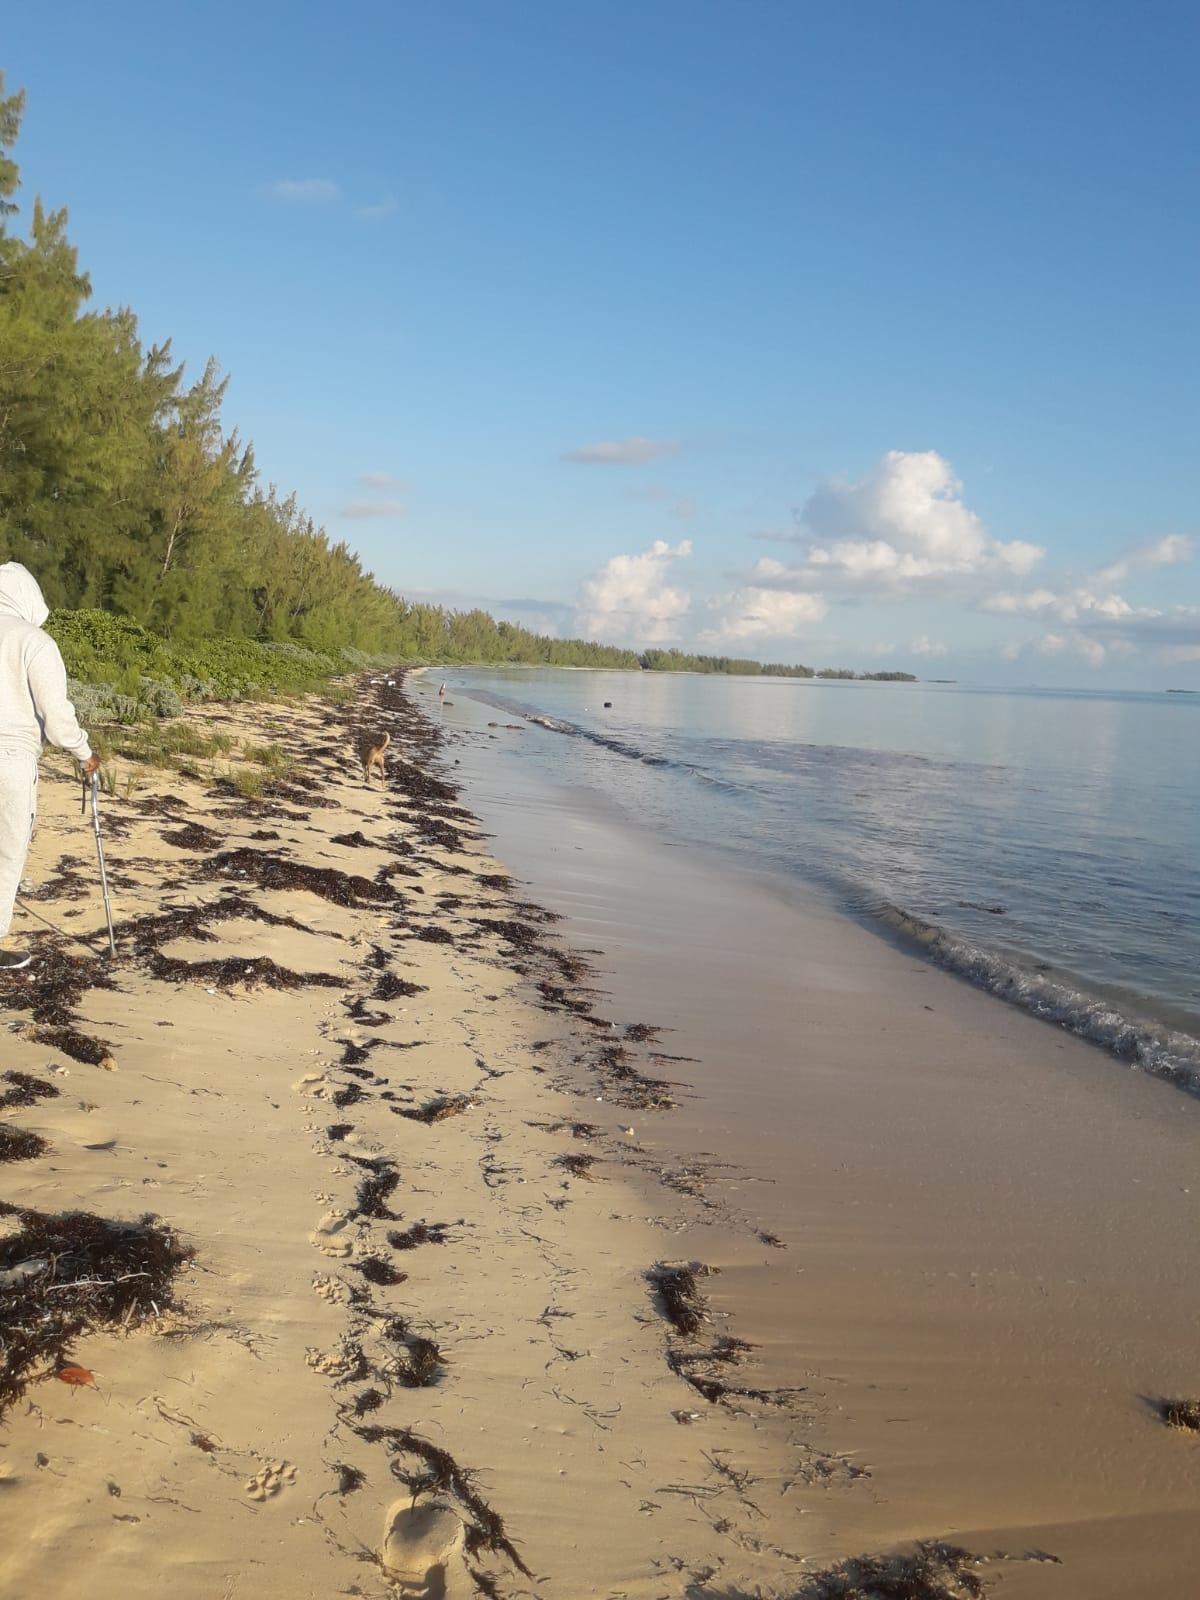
[0,679,828,1600]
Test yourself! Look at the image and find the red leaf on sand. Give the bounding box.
[56,1365,95,1386]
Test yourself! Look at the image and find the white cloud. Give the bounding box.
[1035,631,1107,668]
[359,472,405,490]
[1095,533,1194,583]
[707,587,828,642]
[783,450,1043,589]
[563,437,678,466]
[267,177,340,204]
[911,635,947,657]
[339,500,406,519]
[577,539,692,643]
[1164,645,1200,663]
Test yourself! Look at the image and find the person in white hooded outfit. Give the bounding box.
[0,562,99,970]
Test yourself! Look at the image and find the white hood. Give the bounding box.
[0,563,50,627]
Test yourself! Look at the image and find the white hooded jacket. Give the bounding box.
[0,563,92,762]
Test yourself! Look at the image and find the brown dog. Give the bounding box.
[361,731,390,784]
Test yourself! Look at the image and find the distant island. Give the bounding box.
[1165,688,1197,695]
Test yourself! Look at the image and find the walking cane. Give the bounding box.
[87,771,117,958]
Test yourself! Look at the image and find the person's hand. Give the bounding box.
[82,754,101,778]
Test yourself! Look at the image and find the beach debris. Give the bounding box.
[202,847,401,908]
[795,1540,988,1599]
[385,1319,445,1387]
[335,1463,366,1494]
[350,1160,401,1220]
[374,970,426,1001]
[649,1262,713,1336]
[20,1025,117,1070]
[395,1094,474,1124]
[0,1203,192,1420]
[1159,1397,1200,1432]
[387,1221,451,1251]
[0,1072,60,1109]
[0,1127,49,1163]
[553,1152,598,1180]
[55,1365,95,1387]
[159,822,223,852]
[149,951,342,992]
[353,1255,408,1287]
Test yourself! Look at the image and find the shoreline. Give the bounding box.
[1,673,1198,1598]
[419,672,1200,1597]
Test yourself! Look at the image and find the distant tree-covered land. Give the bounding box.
[0,74,913,716]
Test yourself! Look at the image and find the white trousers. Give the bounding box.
[0,748,38,938]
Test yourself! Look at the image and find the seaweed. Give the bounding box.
[332,1083,366,1109]
[374,971,427,1001]
[795,1542,986,1599]
[648,1262,712,1337]
[384,1319,445,1387]
[0,1126,49,1162]
[353,1256,408,1287]
[553,1153,598,1180]
[326,1123,354,1141]
[202,848,400,908]
[351,1162,401,1220]
[0,942,116,1026]
[23,1026,116,1069]
[394,1095,473,1125]
[0,1205,193,1419]
[335,1463,366,1493]
[413,924,454,945]
[331,830,373,847]
[0,1072,59,1110]
[1159,1398,1200,1432]
[159,823,223,851]
[386,1221,450,1251]
[149,952,342,992]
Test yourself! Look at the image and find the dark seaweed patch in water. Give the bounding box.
[202,848,399,907]
[0,1126,48,1162]
[1159,1398,1200,1432]
[24,1026,115,1068]
[387,1221,450,1250]
[159,823,223,852]
[649,1262,712,1336]
[148,952,342,992]
[795,1542,986,1599]
[353,1255,408,1287]
[374,972,427,1001]
[0,1072,59,1110]
[0,1205,193,1419]
[395,1095,473,1124]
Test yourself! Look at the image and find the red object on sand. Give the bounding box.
[55,1365,95,1386]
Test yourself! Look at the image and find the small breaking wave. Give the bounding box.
[874,901,1200,1095]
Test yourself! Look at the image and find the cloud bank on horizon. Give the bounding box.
[536,446,1197,672]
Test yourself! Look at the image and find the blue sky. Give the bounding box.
[5,1,1198,683]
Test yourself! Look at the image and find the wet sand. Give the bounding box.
[425,676,1200,1599]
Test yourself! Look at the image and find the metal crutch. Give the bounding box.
[87,771,117,958]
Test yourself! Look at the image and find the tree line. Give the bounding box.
[0,73,912,684]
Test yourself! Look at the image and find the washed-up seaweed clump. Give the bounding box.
[649,1262,712,1336]
[1160,1398,1200,1432]
[351,1161,401,1220]
[387,1221,450,1251]
[356,1423,530,1576]
[159,822,223,851]
[374,971,426,1001]
[203,848,400,907]
[24,1025,116,1069]
[795,1542,986,1599]
[467,918,541,953]
[413,924,455,945]
[0,941,116,1026]
[148,952,343,992]
[0,1204,193,1419]
[385,1318,445,1387]
[395,1095,473,1125]
[0,1072,59,1110]
[554,1152,598,1180]
[0,1126,49,1162]
[353,1256,408,1287]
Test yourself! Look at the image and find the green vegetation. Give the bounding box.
[0,73,914,706]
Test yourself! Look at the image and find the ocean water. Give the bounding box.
[434,668,1200,1093]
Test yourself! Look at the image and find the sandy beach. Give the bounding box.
[1,673,1197,1600]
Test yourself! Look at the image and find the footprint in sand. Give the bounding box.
[382,1498,466,1598]
[244,1460,297,1502]
[311,1212,353,1258]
